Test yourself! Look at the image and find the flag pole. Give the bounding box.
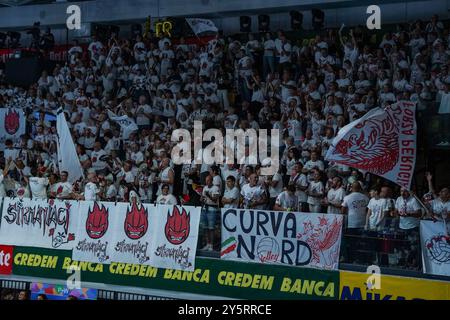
[412,192,431,219]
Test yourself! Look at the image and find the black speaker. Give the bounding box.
[240,16,251,33]
[290,11,303,30]
[5,56,43,87]
[258,15,270,32]
[312,9,325,30]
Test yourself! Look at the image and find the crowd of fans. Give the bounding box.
[0,15,449,261]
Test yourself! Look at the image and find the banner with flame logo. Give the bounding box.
[0,108,25,146]
[72,201,116,264]
[149,205,201,272]
[108,202,156,265]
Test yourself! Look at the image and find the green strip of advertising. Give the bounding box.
[12,246,339,300]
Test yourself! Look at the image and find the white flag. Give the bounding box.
[420,220,450,277]
[186,18,218,35]
[0,108,26,147]
[57,109,84,183]
[325,101,417,190]
[107,110,138,139]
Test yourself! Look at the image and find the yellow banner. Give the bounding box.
[340,271,450,300]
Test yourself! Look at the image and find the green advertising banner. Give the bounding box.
[12,246,339,300]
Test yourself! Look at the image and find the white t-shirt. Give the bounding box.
[291,173,308,204]
[367,198,390,230]
[90,149,108,170]
[156,194,178,205]
[307,181,324,206]
[304,160,325,172]
[202,185,221,206]
[279,43,292,63]
[342,192,369,229]
[395,196,421,230]
[136,104,152,126]
[275,191,298,211]
[327,187,346,214]
[241,184,266,209]
[223,186,240,209]
[269,173,283,198]
[51,181,73,199]
[84,182,100,201]
[430,198,450,220]
[264,40,276,57]
[29,177,49,199]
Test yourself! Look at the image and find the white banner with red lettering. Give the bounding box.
[221,209,344,270]
[148,205,201,271]
[0,198,78,250]
[325,101,417,190]
[72,201,117,264]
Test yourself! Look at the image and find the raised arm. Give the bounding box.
[425,172,436,196]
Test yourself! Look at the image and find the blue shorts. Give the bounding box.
[201,206,218,230]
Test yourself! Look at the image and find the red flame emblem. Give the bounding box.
[4,109,20,135]
[124,202,148,239]
[165,206,190,245]
[86,202,109,239]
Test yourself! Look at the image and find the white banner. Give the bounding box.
[0,198,78,249]
[57,109,84,183]
[186,18,218,35]
[149,205,201,271]
[109,202,156,265]
[72,201,116,264]
[0,108,26,147]
[325,101,417,190]
[107,110,138,139]
[420,220,450,277]
[221,209,343,270]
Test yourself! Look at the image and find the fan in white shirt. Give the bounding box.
[49,171,73,199]
[365,188,391,231]
[394,189,422,230]
[156,184,178,205]
[342,182,370,229]
[221,176,240,209]
[306,170,325,213]
[240,174,267,210]
[28,174,49,200]
[84,172,101,201]
[425,173,450,221]
[325,177,346,214]
[90,142,108,172]
[274,185,298,212]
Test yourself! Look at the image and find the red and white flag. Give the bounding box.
[325,101,417,190]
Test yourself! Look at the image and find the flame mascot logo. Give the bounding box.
[165,206,190,245]
[86,202,109,239]
[4,109,20,135]
[124,202,148,239]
